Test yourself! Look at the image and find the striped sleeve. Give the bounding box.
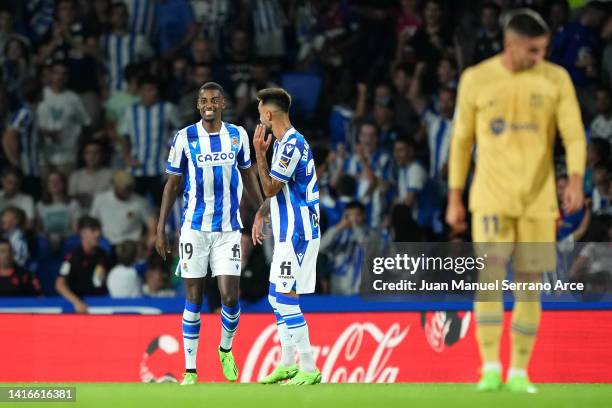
[166,131,187,175]
[236,126,252,169]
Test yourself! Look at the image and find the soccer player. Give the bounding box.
[155,82,263,385]
[446,9,586,393]
[252,88,322,385]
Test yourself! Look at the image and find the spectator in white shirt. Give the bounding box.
[68,140,113,210]
[36,61,91,174]
[90,170,155,247]
[590,88,612,142]
[36,169,81,249]
[107,240,143,298]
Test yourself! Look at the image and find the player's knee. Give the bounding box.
[221,292,239,307]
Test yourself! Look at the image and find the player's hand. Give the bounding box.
[155,231,171,260]
[253,124,272,156]
[563,176,584,214]
[445,199,467,234]
[73,300,88,314]
[252,210,267,246]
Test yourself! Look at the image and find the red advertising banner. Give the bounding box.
[0,311,610,383]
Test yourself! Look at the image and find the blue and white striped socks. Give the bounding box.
[220,302,241,351]
[275,293,316,372]
[268,284,296,366]
[182,300,202,370]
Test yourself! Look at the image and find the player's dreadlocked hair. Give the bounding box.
[503,8,549,37]
[256,88,292,113]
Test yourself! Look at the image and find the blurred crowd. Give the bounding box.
[1,0,611,306]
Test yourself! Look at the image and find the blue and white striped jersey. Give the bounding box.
[9,106,40,177]
[342,150,391,228]
[269,128,320,245]
[166,121,251,232]
[120,101,181,177]
[103,32,153,91]
[124,0,156,38]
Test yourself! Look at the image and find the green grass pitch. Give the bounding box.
[2,383,612,408]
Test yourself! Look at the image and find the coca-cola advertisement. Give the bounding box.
[0,311,610,383]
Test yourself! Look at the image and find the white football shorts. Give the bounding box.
[270,238,319,294]
[176,228,242,279]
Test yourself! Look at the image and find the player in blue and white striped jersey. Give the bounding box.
[252,88,321,385]
[2,78,42,200]
[155,82,263,385]
[119,76,181,204]
[103,2,153,92]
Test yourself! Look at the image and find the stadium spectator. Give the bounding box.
[190,0,233,54]
[55,216,108,312]
[320,201,382,295]
[234,59,278,126]
[569,214,612,288]
[390,137,428,226]
[2,77,43,200]
[590,87,612,142]
[123,0,156,38]
[103,63,142,167]
[37,61,91,174]
[90,170,155,247]
[396,0,422,45]
[190,37,217,65]
[591,163,612,214]
[36,170,81,249]
[391,64,420,138]
[409,0,455,70]
[557,174,592,249]
[107,240,143,298]
[0,167,35,228]
[547,0,570,35]
[118,76,181,203]
[321,174,357,230]
[155,0,199,60]
[177,63,214,126]
[223,27,254,87]
[101,1,153,94]
[0,238,41,296]
[373,85,406,153]
[335,121,391,228]
[418,87,456,185]
[68,140,113,210]
[142,257,176,297]
[550,1,607,118]
[250,0,286,58]
[0,206,29,268]
[1,37,33,98]
[36,0,101,123]
[585,137,611,195]
[473,2,503,64]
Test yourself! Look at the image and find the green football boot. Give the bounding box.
[218,348,239,382]
[259,364,299,384]
[180,372,197,385]
[283,369,322,385]
[476,369,502,391]
[506,374,538,393]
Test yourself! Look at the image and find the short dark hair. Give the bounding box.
[139,75,159,88]
[124,63,142,83]
[481,1,501,16]
[504,8,549,37]
[336,174,357,197]
[2,166,22,180]
[1,206,26,229]
[116,240,138,266]
[20,76,42,103]
[78,216,101,231]
[110,1,128,14]
[199,81,224,96]
[345,201,365,213]
[256,88,292,113]
[394,136,416,149]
